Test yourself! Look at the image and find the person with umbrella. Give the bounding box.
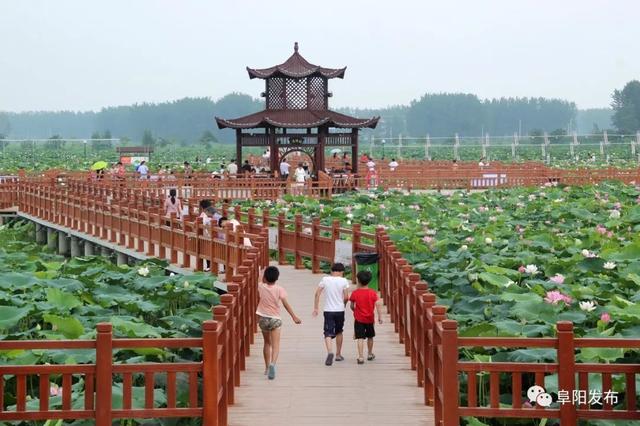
[90,161,108,180]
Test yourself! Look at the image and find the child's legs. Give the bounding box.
[356,339,365,359]
[270,326,282,365]
[324,336,334,354]
[336,332,343,356]
[261,330,271,370]
[367,337,374,355]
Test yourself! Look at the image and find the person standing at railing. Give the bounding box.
[280,159,290,181]
[164,188,183,221]
[312,263,350,366]
[257,266,302,380]
[388,158,399,171]
[137,161,149,179]
[365,166,378,189]
[227,159,238,176]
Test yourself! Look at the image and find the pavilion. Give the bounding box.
[215,43,378,175]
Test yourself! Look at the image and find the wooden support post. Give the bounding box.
[557,321,577,425]
[201,320,220,426]
[440,320,459,426]
[95,323,113,426]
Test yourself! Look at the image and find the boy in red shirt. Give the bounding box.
[349,270,383,364]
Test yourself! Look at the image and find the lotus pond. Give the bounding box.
[0,221,220,424]
[243,183,640,350]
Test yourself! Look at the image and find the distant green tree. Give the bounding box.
[95,130,113,150]
[199,130,217,148]
[0,113,11,137]
[611,80,640,133]
[141,129,155,147]
[529,129,544,137]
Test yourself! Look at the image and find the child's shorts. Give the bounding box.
[258,316,282,332]
[323,311,345,338]
[354,321,376,339]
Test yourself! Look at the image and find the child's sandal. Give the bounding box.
[357,358,365,365]
[367,354,376,361]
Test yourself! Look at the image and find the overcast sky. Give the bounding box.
[1,0,638,112]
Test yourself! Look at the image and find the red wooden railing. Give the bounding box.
[376,227,640,425]
[0,304,243,425]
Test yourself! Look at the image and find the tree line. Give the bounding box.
[2,81,638,144]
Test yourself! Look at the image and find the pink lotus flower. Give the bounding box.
[423,236,433,243]
[344,206,352,213]
[518,265,526,273]
[544,290,573,305]
[600,312,611,323]
[549,274,565,284]
[50,385,63,397]
[606,231,613,238]
[465,237,474,242]
[596,225,607,235]
[613,202,622,210]
[379,204,386,209]
[478,206,489,212]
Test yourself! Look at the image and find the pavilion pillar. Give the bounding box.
[317,126,327,176]
[351,129,359,174]
[269,128,278,174]
[235,129,242,165]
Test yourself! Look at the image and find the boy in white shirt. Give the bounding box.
[312,263,350,365]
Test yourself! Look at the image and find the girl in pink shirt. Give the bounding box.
[164,189,183,220]
[256,266,301,380]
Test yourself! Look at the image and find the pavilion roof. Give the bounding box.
[246,42,346,80]
[215,109,379,130]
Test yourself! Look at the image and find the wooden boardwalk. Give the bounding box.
[229,264,435,426]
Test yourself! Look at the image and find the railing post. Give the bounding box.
[294,214,302,269]
[213,307,229,426]
[557,321,577,425]
[311,217,320,273]
[95,323,113,426]
[351,223,361,284]
[270,211,282,265]
[440,320,459,426]
[202,320,220,426]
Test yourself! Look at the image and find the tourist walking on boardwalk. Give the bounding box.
[257,266,302,380]
[312,263,350,365]
[349,270,383,364]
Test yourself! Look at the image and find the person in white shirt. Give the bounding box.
[279,160,290,180]
[294,163,306,185]
[137,161,149,179]
[227,160,238,175]
[366,159,376,170]
[388,158,399,171]
[312,263,350,365]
